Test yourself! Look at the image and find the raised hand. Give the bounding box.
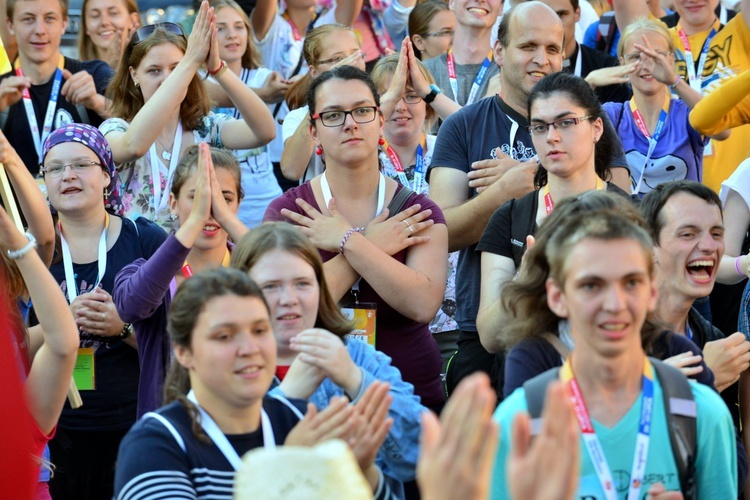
[184,1,214,68]
[289,328,363,398]
[0,76,30,111]
[702,332,750,392]
[206,9,222,74]
[347,381,393,482]
[284,396,354,446]
[633,34,677,86]
[173,143,213,247]
[663,351,704,378]
[0,204,28,251]
[378,39,410,117]
[585,62,638,89]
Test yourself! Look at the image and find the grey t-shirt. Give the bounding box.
[424,52,500,107]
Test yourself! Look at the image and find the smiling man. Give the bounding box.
[0,0,112,176]
[428,1,631,395]
[640,179,750,490]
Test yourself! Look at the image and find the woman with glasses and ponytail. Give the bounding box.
[101,1,276,231]
[264,66,448,413]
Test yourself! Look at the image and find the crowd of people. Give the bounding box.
[2,0,750,497]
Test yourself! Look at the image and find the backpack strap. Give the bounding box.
[387,186,415,216]
[522,367,561,436]
[649,358,697,500]
[596,11,618,54]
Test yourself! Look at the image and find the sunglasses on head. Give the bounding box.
[130,22,186,45]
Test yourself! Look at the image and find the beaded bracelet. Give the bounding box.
[7,232,37,260]
[736,256,746,278]
[339,227,364,254]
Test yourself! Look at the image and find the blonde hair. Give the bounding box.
[617,17,675,59]
[78,0,141,62]
[211,0,261,70]
[370,53,438,128]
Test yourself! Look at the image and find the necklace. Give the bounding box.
[156,135,175,161]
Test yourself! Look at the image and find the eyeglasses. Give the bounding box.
[317,51,367,66]
[379,92,423,104]
[312,106,380,127]
[423,29,455,38]
[130,22,186,45]
[41,160,102,178]
[527,116,594,135]
[622,51,672,62]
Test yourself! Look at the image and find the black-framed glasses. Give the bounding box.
[41,160,102,178]
[130,22,186,45]
[312,106,380,127]
[317,51,367,66]
[423,29,455,38]
[527,115,594,135]
[622,50,672,62]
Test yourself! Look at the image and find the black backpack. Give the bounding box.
[523,358,697,499]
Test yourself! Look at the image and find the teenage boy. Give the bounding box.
[0,0,112,176]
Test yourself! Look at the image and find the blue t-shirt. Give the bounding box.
[490,367,737,499]
[604,99,707,197]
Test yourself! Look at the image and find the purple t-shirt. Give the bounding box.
[264,183,446,408]
[604,98,707,197]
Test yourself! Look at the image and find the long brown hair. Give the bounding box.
[106,27,210,130]
[78,0,141,62]
[230,222,354,338]
[498,192,663,350]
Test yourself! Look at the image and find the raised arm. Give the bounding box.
[717,188,750,284]
[335,0,364,27]
[106,1,213,164]
[250,0,277,42]
[690,70,750,136]
[0,132,54,266]
[611,0,650,31]
[1,208,78,435]
[280,111,316,182]
[205,24,276,149]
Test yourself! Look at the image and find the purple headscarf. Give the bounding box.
[42,123,124,216]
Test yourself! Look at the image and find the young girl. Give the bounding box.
[40,124,167,499]
[265,66,448,412]
[408,0,455,61]
[102,1,275,230]
[78,0,141,68]
[231,222,424,493]
[477,72,627,356]
[603,18,727,197]
[210,0,286,228]
[114,267,396,499]
[113,143,248,417]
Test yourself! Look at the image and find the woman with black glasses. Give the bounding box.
[100,1,276,231]
[264,66,448,412]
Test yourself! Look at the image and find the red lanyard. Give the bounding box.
[181,249,231,279]
[542,178,605,215]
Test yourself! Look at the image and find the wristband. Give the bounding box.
[736,256,746,278]
[670,74,682,89]
[339,227,364,254]
[7,232,37,259]
[423,83,441,104]
[208,60,228,78]
[118,323,134,340]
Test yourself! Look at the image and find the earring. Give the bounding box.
[103,188,110,199]
[378,137,385,146]
[134,82,140,88]
[169,212,178,221]
[315,145,323,156]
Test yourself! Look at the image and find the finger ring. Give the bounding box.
[408,225,414,233]
[403,220,411,227]
[101,312,105,321]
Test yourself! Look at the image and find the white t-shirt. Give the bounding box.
[282,105,325,183]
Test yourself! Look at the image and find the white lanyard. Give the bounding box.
[507,117,520,160]
[573,46,582,78]
[186,390,275,470]
[60,214,109,303]
[446,50,493,106]
[16,66,62,164]
[148,122,183,214]
[320,171,386,216]
[678,26,717,93]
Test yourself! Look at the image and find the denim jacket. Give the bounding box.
[269,339,426,494]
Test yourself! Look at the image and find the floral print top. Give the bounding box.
[100,113,229,232]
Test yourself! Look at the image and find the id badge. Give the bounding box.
[341,302,377,347]
[73,347,95,390]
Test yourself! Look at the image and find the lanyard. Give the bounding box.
[15,55,65,164]
[677,23,717,93]
[542,178,605,215]
[381,135,427,193]
[320,171,386,216]
[561,357,654,500]
[446,50,493,106]
[60,213,110,303]
[186,389,275,470]
[281,10,319,41]
[573,45,582,78]
[148,121,183,215]
[630,95,670,195]
[181,248,231,279]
